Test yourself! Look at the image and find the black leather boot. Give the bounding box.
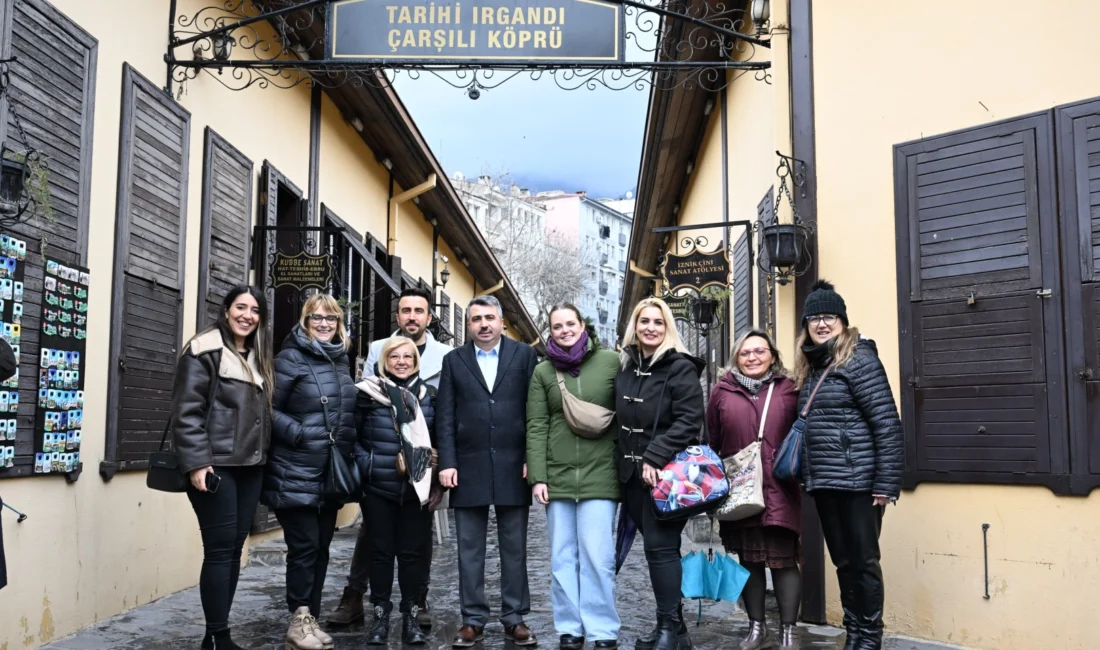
[838,569,860,650]
[367,603,392,646]
[403,606,428,645]
[636,604,689,650]
[652,615,691,650]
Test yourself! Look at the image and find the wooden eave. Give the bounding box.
[617,0,730,335]
[278,7,542,344]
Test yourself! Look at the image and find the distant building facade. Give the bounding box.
[537,191,633,347]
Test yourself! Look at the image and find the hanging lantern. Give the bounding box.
[691,296,718,330]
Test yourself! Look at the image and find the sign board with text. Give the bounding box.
[327,0,624,63]
[662,247,731,293]
[271,252,333,291]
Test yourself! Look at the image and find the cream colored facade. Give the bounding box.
[624,1,1100,649]
[0,1,535,647]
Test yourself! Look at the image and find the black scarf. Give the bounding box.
[802,337,836,369]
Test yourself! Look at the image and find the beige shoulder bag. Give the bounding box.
[555,370,615,439]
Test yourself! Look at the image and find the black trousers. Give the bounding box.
[363,492,433,612]
[348,503,434,601]
[454,505,531,627]
[274,507,339,616]
[187,466,263,635]
[815,491,885,641]
[622,478,687,618]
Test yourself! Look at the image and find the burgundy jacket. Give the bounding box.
[707,372,802,534]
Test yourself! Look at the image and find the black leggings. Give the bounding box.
[275,507,339,616]
[622,478,687,618]
[187,466,263,635]
[741,563,802,626]
[364,492,433,612]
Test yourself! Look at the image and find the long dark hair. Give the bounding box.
[215,285,275,401]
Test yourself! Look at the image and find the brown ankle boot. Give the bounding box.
[326,586,364,626]
[286,606,325,650]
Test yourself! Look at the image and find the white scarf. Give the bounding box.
[356,376,433,506]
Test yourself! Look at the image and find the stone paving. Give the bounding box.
[42,509,967,650]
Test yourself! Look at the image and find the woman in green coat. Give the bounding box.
[527,303,621,650]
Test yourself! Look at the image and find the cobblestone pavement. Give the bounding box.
[42,509,966,650]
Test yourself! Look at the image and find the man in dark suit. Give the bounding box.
[437,295,538,647]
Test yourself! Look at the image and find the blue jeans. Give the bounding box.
[546,499,621,641]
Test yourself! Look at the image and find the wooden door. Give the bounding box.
[1055,99,1100,493]
[894,113,1067,490]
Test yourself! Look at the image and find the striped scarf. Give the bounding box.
[731,370,773,395]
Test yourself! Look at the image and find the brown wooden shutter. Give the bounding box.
[895,113,1067,491]
[440,291,451,339]
[757,188,776,334]
[102,65,190,476]
[197,128,253,329]
[0,0,96,477]
[454,305,464,346]
[1055,98,1100,494]
[732,230,751,338]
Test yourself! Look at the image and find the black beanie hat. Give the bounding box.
[802,280,848,326]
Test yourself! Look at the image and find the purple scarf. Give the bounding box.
[546,329,589,377]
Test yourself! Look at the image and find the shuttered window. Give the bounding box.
[102,65,190,477]
[895,113,1067,492]
[439,291,451,342]
[1055,98,1100,494]
[0,0,96,477]
[197,128,253,329]
[757,188,776,335]
[454,305,464,346]
[732,230,751,338]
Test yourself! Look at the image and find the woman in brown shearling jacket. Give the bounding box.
[170,285,274,650]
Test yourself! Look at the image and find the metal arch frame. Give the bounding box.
[163,0,772,97]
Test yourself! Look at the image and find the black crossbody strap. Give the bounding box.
[160,357,221,452]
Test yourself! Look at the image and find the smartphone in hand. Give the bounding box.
[205,472,221,494]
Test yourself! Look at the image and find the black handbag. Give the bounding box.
[147,421,187,492]
[309,364,360,502]
[147,367,220,493]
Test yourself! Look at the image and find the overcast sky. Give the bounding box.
[391,27,655,198]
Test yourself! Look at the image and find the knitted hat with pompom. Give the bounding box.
[802,280,848,326]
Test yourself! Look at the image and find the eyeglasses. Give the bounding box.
[806,314,839,326]
[738,347,770,359]
[308,314,338,324]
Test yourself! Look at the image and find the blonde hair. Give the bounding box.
[728,329,786,378]
[792,324,861,389]
[619,298,690,368]
[378,337,421,377]
[299,294,350,350]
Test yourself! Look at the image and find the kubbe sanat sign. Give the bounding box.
[327,0,624,64]
[271,251,334,291]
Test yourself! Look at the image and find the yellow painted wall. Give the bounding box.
[0,1,495,646]
[811,2,1100,648]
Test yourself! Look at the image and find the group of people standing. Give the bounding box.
[167,277,902,650]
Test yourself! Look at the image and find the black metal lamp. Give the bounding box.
[0,155,26,204]
[691,296,718,331]
[440,264,451,288]
[212,32,236,62]
[751,0,770,34]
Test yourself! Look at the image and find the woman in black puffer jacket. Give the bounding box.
[356,336,440,646]
[616,298,705,650]
[791,281,903,650]
[262,294,358,650]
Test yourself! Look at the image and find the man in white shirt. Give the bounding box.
[437,296,539,647]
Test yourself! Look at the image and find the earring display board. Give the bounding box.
[32,258,90,476]
[0,235,28,470]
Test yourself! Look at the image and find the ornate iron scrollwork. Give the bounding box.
[166,0,772,97]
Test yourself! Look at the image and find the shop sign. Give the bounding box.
[664,293,693,323]
[662,247,731,293]
[327,0,624,63]
[271,251,333,291]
